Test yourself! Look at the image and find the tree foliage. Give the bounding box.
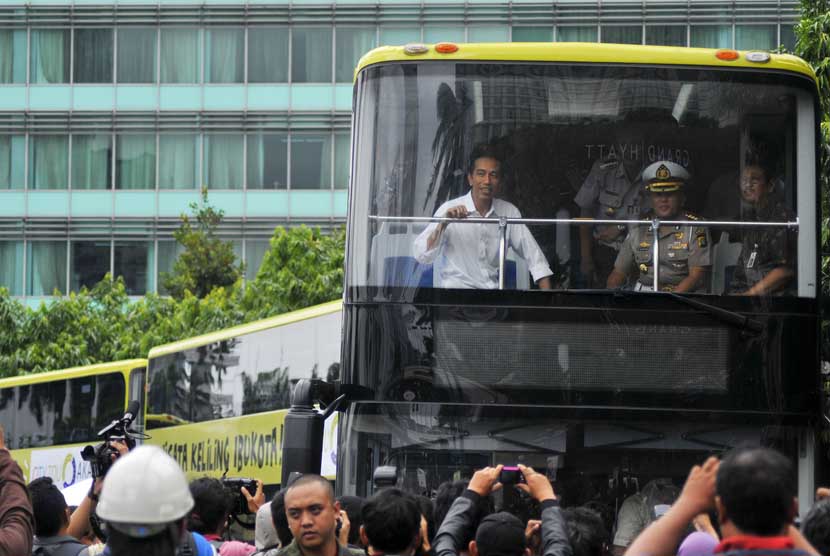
[794,0,830,359]
[241,227,345,320]
[161,191,244,300]
[0,225,345,377]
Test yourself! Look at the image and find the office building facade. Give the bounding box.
[0,0,797,304]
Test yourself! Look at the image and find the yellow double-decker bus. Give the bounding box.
[332,40,825,521]
[0,359,147,487]
[143,300,342,488]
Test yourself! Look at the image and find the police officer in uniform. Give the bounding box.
[576,141,646,287]
[607,161,712,293]
[729,162,796,296]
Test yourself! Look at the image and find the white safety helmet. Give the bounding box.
[97,445,194,538]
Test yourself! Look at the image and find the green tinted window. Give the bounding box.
[28,241,67,296]
[646,26,686,46]
[31,29,70,84]
[206,28,244,83]
[118,28,157,83]
[292,28,332,83]
[247,133,287,189]
[690,25,732,48]
[74,29,113,83]
[336,27,376,83]
[159,134,198,189]
[161,28,200,84]
[0,135,25,189]
[248,27,289,83]
[72,135,112,190]
[512,27,553,42]
[0,241,23,296]
[29,136,68,190]
[204,134,244,189]
[291,135,331,189]
[557,27,597,42]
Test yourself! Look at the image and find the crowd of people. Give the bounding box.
[3,420,830,556]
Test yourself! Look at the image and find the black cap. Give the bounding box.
[475,512,526,556]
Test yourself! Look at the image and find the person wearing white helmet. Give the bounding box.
[96,445,214,556]
[607,161,711,293]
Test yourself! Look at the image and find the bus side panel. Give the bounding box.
[145,410,339,485]
[11,443,94,487]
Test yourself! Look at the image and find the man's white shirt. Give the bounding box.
[413,191,552,289]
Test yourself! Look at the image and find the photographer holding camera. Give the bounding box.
[433,464,571,556]
[188,477,265,556]
[66,402,143,546]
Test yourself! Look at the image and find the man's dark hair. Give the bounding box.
[187,477,234,535]
[28,476,68,537]
[361,488,422,554]
[467,144,503,175]
[563,506,610,556]
[434,480,467,531]
[801,499,830,556]
[337,495,365,546]
[271,489,293,547]
[716,447,795,536]
[284,474,335,504]
[415,495,435,543]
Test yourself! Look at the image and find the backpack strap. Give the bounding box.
[176,531,195,556]
[33,546,54,556]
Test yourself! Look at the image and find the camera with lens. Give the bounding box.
[81,401,142,479]
[80,442,123,479]
[222,477,258,516]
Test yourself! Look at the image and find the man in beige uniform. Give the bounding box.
[607,161,711,293]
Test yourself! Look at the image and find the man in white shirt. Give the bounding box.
[413,145,553,289]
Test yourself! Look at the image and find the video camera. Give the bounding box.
[222,477,258,516]
[81,400,143,479]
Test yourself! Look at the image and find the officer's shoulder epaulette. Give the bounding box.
[598,157,620,170]
[684,212,702,221]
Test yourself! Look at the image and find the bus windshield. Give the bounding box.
[349,62,816,298]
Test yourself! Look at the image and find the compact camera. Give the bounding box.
[499,466,526,485]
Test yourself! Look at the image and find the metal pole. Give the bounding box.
[652,219,660,291]
[498,217,507,290]
[368,215,798,229]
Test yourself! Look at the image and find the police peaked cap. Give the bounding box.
[643,161,690,193]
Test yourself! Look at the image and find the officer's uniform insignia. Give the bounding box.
[656,164,671,180]
[639,264,648,273]
[695,233,707,248]
[674,232,684,240]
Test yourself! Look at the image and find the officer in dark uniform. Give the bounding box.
[607,161,712,293]
[575,109,680,287]
[729,163,796,295]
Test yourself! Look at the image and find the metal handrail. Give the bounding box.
[369,215,799,228]
[368,214,799,291]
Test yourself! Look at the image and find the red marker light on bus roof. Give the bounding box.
[715,49,740,61]
[435,42,459,54]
